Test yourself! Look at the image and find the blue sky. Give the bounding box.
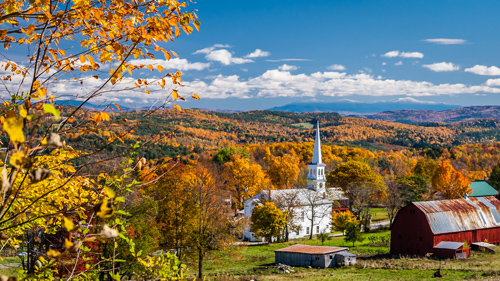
[164,0,500,110]
[4,0,500,111]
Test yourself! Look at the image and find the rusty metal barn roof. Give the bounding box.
[413,196,500,234]
[275,244,348,254]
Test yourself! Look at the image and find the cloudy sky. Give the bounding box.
[5,0,500,111]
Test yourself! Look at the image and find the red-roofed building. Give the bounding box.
[275,244,355,267]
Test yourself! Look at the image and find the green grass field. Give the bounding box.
[187,229,500,280]
[370,208,390,223]
[290,123,314,129]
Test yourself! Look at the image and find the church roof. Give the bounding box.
[247,187,348,207]
[310,121,323,165]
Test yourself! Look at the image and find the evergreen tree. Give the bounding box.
[344,222,364,247]
[488,163,500,190]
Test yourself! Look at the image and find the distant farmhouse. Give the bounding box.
[243,123,348,241]
[391,196,500,259]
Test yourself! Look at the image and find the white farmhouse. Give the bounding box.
[243,122,348,241]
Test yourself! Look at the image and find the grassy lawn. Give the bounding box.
[370,208,389,223]
[0,256,23,279]
[189,229,390,278]
[290,123,314,129]
[186,229,500,280]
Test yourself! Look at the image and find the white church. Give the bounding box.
[242,122,348,241]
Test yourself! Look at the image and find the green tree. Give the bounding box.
[250,202,287,243]
[488,163,500,190]
[397,175,428,203]
[344,222,364,247]
[317,230,330,245]
[413,158,438,180]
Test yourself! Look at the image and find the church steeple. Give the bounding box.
[307,121,326,191]
[311,121,322,165]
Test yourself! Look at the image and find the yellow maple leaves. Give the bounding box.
[3,117,25,144]
[93,111,110,125]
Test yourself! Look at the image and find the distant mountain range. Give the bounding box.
[358,106,500,124]
[268,98,460,114]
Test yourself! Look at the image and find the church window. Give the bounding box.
[306,227,310,235]
[316,226,320,233]
[301,211,305,222]
[296,231,299,235]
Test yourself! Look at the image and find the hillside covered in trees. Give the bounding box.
[55,108,500,160]
[358,106,500,124]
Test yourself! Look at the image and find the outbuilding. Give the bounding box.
[391,196,500,258]
[335,252,356,266]
[432,241,468,259]
[469,180,498,198]
[275,244,353,268]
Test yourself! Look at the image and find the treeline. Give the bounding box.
[57,108,500,155]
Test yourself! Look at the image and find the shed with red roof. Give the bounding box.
[275,244,353,268]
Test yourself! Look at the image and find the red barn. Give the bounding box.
[391,196,500,258]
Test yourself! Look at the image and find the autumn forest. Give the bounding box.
[2,0,500,280]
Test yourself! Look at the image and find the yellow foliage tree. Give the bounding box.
[0,148,100,245]
[267,154,300,189]
[224,155,268,209]
[332,210,358,235]
[250,202,287,243]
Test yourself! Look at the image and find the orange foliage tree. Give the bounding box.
[431,160,471,199]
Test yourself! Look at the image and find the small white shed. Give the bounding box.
[275,244,354,268]
[335,252,356,266]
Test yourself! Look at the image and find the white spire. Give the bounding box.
[311,121,322,164]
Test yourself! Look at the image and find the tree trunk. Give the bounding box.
[309,216,314,240]
[198,249,203,280]
[285,223,289,242]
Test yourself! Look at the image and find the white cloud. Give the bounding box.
[394,61,403,66]
[465,65,500,76]
[422,62,460,72]
[485,79,500,86]
[266,58,310,62]
[193,44,254,65]
[382,50,424,59]
[278,64,299,71]
[205,49,253,65]
[327,64,346,71]
[129,58,210,71]
[399,52,424,58]
[423,38,467,45]
[381,51,399,58]
[174,69,500,100]
[9,63,500,107]
[193,44,231,54]
[245,49,270,58]
[382,62,387,66]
